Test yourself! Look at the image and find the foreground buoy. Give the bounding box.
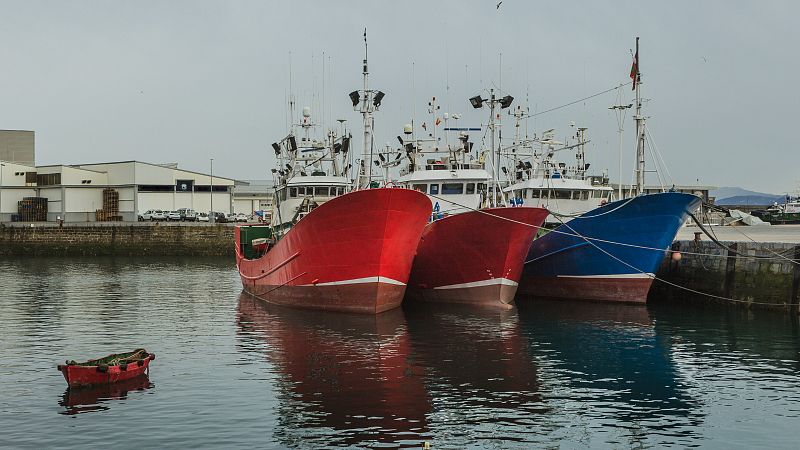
[671,251,682,262]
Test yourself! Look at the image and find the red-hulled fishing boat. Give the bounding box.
[406,207,547,308]
[57,349,155,387]
[236,188,430,314]
[236,44,430,314]
[395,94,548,308]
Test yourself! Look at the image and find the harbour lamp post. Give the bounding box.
[0,163,5,222]
[210,158,214,223]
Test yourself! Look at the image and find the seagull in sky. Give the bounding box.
[496,1,502,10]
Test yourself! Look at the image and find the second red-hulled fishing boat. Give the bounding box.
[405,207,548,308]
[236,187,431,314]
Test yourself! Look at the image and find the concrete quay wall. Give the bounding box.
[653,239,800,312]
[0,223,235,257]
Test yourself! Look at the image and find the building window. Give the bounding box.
[138,185,174,192]
[441,183,463,195]
[36,173,61,186]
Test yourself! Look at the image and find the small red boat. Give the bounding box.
[57,349,155,387]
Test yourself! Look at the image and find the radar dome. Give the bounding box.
[302,106,311,118]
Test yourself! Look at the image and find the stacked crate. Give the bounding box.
[95,188,122,221]
[15,197,48,222]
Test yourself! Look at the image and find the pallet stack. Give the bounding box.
[95,188,122,221]
[15,197,48,222]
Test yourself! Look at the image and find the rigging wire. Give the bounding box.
[525,82,632,120]
[424,193,800,265]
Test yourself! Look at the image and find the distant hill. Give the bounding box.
[712,187,784,206]
[716,195,783,206]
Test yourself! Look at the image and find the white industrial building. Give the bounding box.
[0,160,236,222]
[233,179,274,217]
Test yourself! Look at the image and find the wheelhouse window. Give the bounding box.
[315,186,328,196]
[412,183,427,193]
[466,183,475,194]
[430,184,440,195]
[289,187,297,197]
[529,189,539,198]
[441,183,463,195]
[592,190,604,198]
[554,190,570,199]
[477,183,486,192]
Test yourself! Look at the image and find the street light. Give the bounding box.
[210,158,214,223]
[0,163,5,222]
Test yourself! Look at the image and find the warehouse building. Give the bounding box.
[233,179,274,220]
[0,160,236,222]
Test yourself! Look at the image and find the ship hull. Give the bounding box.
[520,192,702,303]
[406,207,548,309]
[236,188,431,314]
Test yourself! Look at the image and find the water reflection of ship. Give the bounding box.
[403,304,542,416]
[58,374,153,415]
[517,300,701,430]
[236,293,431,448]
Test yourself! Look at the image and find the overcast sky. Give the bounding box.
[0,1,797,193]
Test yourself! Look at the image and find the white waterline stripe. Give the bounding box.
[303,276,406,287]
[432,278,518,290]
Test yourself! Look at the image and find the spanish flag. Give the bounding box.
[630,37,639,90]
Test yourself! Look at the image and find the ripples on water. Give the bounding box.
[1,257,799,449]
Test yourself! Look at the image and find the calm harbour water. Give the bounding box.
[1,257,799,449]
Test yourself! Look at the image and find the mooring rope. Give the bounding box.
[550,214,794,306]
[425,194,798,263]
[424,193,799,306]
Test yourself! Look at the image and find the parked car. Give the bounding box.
[139,210,154,221]
[177,208,198,222]
[234,213,248,222]
[197,212,209,222]
[167,211,182,221]
[150,210,167,221]
[210,212,228,223]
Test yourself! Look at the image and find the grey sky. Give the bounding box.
[0,1,797,193]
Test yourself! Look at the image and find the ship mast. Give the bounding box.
[632,37,646,196]
[469,89,513,206]
[351,29,385,190]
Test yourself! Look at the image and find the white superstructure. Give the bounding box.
[270,107,351,227]
[503,126,613,224]
[395,119,489,217]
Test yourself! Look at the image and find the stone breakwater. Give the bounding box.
[654,239,800,313]
[0,223,235,257]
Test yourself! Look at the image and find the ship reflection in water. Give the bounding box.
[516,299,701,446]
[236,293,431,448]
[237,293,703,447]
[59,375,153,416]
